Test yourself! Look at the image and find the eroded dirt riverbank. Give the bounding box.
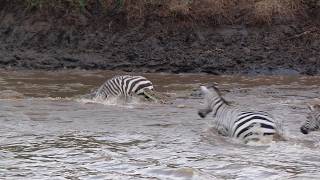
[0,1,320,75]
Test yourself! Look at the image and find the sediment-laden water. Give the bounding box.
[0,71,319,179]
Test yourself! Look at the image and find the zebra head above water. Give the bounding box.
[301,104,320,134]
[197,84,282,143]
[198,85,229,118]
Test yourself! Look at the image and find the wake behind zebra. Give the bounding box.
[198,85,284,143]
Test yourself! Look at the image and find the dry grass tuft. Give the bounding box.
[168,0,191,15]
[253,0,304,24]
[20,0,308,25]
[190,0,239,24]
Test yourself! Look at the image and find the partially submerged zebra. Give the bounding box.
[198,85,283,143]
[92,75,154,102]
[300,104,320,134]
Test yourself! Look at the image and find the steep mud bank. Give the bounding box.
[0,2,320,75]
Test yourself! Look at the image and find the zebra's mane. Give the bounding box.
[309,104,320,117]
[311,106,320,122]
[209,85,231,106]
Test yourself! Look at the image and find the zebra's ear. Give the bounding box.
[308,104,315,111]
[313,104,320,111]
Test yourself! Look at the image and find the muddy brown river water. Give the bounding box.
[0,70,320,180]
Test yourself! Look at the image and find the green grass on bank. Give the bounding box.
[19,0,315,24]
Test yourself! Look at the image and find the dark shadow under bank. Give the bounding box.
[0,3,320,75]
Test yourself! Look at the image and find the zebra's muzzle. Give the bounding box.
[198,111,206,118]
[300,127,309,134]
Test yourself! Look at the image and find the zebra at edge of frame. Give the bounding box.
[197,85,284,143]
[92,75,154,102]
[300,104,320,134]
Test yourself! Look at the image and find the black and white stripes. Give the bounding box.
[93,75,154,101]
[300,104,320,134]
[198,85,282,142]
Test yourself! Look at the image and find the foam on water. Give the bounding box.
[76,96,148,109]
[0,90,25,99]
[142,167,218,180]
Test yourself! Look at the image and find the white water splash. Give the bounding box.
[75,95,149,108]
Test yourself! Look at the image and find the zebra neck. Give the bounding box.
[316,113,320,124]
[211,98,228,117]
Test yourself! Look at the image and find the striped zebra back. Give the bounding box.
[301,104,320,134]
[231,111,278,141]
[198,85,282,142]
[93,75,154,101]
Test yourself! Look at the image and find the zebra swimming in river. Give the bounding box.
[300,104,320,134]
[198,85,283,143]
[91,75,154,102]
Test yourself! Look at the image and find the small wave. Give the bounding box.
[266,141,316,154]
[45,97,69,100]
[0,77,8,85]
[0,90,25,99]
[75,96,150,108]
[145,167,218,180]
[202,125,286,147]
[201,127,241,146]
[245,136,279,147]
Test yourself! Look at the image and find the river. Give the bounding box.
[0,70,319,179]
